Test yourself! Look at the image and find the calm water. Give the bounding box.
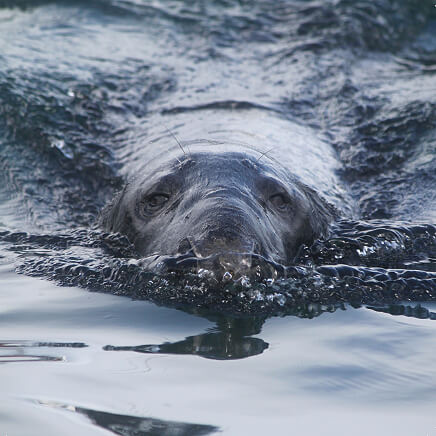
[1,0,436,434]
[3,255,436,435]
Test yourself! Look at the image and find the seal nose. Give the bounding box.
[188,231,255,259]
[188,232,256,279]
[187,200,257,254]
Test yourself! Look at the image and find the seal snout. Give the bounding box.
[187,228,257,258]
[174,212,266,279]
[174,205,263,278]
[184,200,261,255]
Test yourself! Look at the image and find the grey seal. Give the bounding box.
[100,110,345,278]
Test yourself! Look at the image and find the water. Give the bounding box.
[1,0,436,434]
[3,259,436,435]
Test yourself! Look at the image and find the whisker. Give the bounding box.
[162,123,188,157]
[256,147,274,163]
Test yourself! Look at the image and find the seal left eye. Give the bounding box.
[269,193,290,211]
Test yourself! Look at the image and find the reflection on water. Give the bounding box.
[37,400,219,436]
[0,354,63,363]
[103,336,267,360]
[0,341,87,363]
[105,303,436,361]
[368,304,436,319]
[104,318,268,360]
[2,271,436,435]
[2,303,435,367]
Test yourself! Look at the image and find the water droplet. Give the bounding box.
[240,276,251,288]
[222,271,232,282]
[51,139,73,159]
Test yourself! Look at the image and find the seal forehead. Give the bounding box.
[184,152,262,169]
[187,153,265,182]
[134,151,289,196]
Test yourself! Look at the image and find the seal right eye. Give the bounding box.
[142,193,170,215]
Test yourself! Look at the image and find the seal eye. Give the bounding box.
[143,193,169,215]
[269,193,290,212]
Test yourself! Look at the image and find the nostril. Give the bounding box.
[177,238,193,255]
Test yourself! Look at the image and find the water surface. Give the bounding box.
[1,1,436,434]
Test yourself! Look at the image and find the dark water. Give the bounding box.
[1,1,436,434]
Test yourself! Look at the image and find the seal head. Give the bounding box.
[101,152,335,278]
